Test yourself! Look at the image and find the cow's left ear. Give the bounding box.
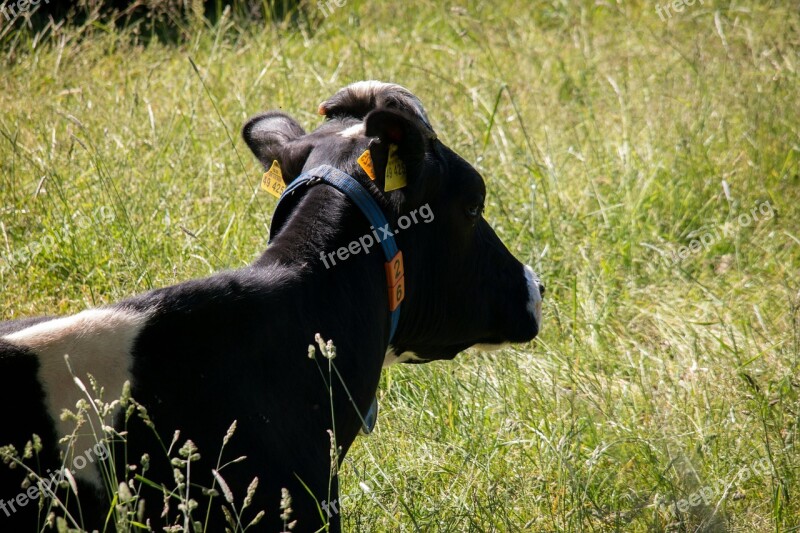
[364,108,435,194]
[242,111,311,181]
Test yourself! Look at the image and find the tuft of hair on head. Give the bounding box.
[318,80,435,133]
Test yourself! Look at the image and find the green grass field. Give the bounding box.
[1,1,799,531]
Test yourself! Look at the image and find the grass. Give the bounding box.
[1,0,799,531]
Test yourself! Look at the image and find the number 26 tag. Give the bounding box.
[385,251,404,310]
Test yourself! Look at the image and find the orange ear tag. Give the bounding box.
[261,160,286,198]
[358,149,377,181]
[385,251,405,311]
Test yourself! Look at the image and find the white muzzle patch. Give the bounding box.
[524,265,543,333]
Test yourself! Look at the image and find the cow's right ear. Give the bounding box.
[364,108,435,195]
[242,112,310,181]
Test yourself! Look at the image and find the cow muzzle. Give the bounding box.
[524,265,544,336]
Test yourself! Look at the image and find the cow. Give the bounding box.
[0,81,544,532]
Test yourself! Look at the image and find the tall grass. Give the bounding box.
[1,1,798,531]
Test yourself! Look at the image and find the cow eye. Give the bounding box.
[466,204,483,218]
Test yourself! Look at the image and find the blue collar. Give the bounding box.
[268,165,403,342]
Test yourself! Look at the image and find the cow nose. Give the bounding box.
[523,265,543,334]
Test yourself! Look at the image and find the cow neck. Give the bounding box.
[268,165,404,342]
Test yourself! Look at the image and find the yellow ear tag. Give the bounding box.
[358,149,376,181]
[384,144,407,192]
[260,160,286,198]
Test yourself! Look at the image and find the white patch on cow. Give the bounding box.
[472,342,510,352]
[326,80,433,130]
[383,345,426,368]
[2,308,149,487]
[338,122,366,138]
[524,264,543,331]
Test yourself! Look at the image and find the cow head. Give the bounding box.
[243,81,544,363]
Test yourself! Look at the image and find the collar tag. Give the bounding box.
[357,149,377,181]
[261,160,286,198]
[385,251,405,311]
[384,144,407,192]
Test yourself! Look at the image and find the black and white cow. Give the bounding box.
[0,81,544,532]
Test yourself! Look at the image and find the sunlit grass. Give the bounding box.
[1,1,798,531]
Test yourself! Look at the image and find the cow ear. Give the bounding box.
[242,112,310,181]
[364,108,432,192]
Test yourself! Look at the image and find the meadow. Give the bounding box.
[1,1,799,531]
